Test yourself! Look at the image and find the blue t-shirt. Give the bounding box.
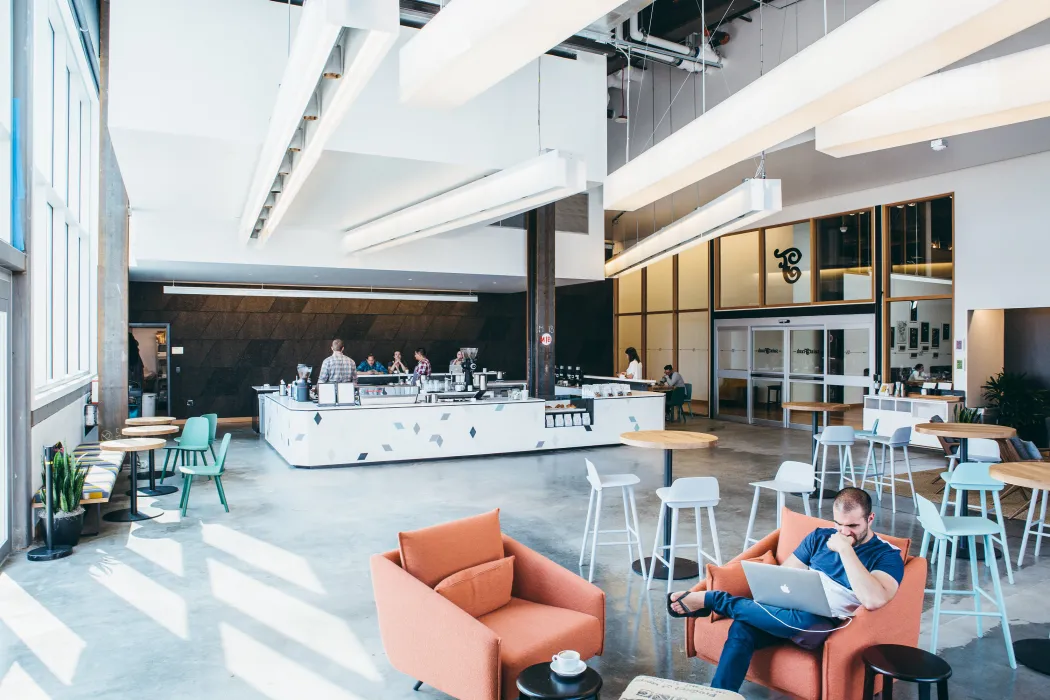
[794,528,905,589]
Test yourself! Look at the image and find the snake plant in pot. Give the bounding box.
[39,445,88,547]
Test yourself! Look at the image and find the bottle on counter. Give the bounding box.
[279,379,287,396]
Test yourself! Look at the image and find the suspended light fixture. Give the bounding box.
[270,176,284,193]
[288,126,305,152]
[278,152,294,175]
[323,44,343,79]
[264,193,277,208]
[163,285,478,303]
[604,178,782,278]
[343,150,587,254]
[303,92,320,121]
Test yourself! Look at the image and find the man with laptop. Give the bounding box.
[667,488,904,693]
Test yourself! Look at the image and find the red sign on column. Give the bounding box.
[540,332,553,346]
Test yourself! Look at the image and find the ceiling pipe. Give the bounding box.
[628,13,694,57]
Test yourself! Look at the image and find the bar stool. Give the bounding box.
[646,477,722,593]
[1017,487,1049,569]
[923,462,1014,585]
[916,494,1016,669]
[861,644,951,700]
[579,458,643,583]
[859,426,915,513]
[812,426,856,510]
[741,460,814,553]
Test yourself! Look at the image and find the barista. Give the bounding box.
[450,349,465,373]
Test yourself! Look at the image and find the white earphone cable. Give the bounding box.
[752,602,853,633]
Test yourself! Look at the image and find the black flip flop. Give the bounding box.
[667,592,711,619]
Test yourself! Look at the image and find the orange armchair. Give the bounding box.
[684,508,927,700]
[371,529,604,700]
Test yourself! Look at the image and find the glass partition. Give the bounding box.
[888,196,953,297]
[678,311,709,412]
[815,210,873,302]
[678,243,709,309]
[618,270,642,314]
[646,313,673,380]
[764,222,812,306]
[646,257,674,311]
[718,231,760,308]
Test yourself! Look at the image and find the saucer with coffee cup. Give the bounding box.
[550,649,585,677]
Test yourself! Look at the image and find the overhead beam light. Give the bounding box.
[603,0,1050,212]
[816,43,1050,157]
[239,0,398,245]
[163,286,478,303]
[604,179,782,278]
[342,150,587,255]
[400,0,627,108]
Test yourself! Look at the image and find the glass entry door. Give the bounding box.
[751,329,786,425]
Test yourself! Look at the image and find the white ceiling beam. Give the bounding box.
[239,0,397,244]
[343,150,586,255]
[603,0,1050,212]
[816,44,1050,158]
[604,179,782,278]
[399,0,627,108]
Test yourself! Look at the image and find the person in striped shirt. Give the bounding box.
[317,339,356,384]
[412,347,432,384]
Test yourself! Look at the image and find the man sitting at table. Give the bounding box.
[667,488,903,693]
[358,354,387,375]
[659,364,686,389]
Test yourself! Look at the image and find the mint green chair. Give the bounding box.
[916,493,1016,669]
[179,433,231,516]
[161,417,210,482]
[173,413,218,460]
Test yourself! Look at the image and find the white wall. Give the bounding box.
[737,149,1050,392]
[967,309,1005,405]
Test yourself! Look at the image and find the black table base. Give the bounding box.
[27,544,73,561]
[1015,639,1050,676]
[631,557,701,580]
[103,451,160,523]
[127,449,177,497]
[516,662,602,700]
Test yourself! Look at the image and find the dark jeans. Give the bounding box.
[704,591,837,692]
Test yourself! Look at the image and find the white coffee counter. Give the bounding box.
[862,395,963,449]
[263,392,666,468]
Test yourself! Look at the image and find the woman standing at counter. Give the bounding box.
[620,346,643,380]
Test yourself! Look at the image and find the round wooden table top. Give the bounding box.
[620,430,718,450]
[914,423,1017,440]
[100,437,167,453]
[126,416,175,426]
[990,462,1050,490]
[122,425,179,437]
[782,402,850,412]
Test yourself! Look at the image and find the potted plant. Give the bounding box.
[39,445,88,547]
[953,404,982,423]
[982,371,1049,442]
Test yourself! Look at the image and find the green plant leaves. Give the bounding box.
[982,371,1048,440]
[39,443,87,514]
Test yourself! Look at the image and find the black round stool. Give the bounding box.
[516,662,602,700]
[862,644,952,700]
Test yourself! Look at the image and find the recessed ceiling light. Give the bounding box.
[908,203,916,206]
[896,205,904,208]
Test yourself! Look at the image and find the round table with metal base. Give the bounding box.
[620,430,719,580]
[916,423,1016,560]
[516,663,602,700]
[26,544,73,561]
[783,402,850,501]
[122,425,180,497]
[126,416,176,426]
[101,438,166,522]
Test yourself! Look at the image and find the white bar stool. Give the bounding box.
[579,458,643,583]
[916,494,1016,669]
[1017,488,1049,568]
[812,426,856,510]
[859,426,915,512]
[646,476,722,593]
[742,461,814,554]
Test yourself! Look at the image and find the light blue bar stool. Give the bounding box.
[921,462,1014,585]
[811,426,856,510]
[916,494,1016,669]
[855,418,879,441]
[859,426,915,513]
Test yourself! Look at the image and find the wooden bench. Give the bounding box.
[32,442,126,536]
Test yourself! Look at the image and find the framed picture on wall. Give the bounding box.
[920,322,930,343]
[896,321,907,345]
[909,327,919,350]
[898,345,906,352]
[943,323,951,340]
[932,328,940,348]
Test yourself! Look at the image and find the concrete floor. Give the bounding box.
[0,419,1047,699]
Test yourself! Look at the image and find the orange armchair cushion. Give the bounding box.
[705,550,776,621]
[436,556,515,618]
[479,597,603,700]
[399,509,504,587]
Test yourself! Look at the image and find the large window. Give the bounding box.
[31,0,98,395]
[887,196,953,297]
[717,230,760,308]
[764,222,811,305]
[815,209,873,302]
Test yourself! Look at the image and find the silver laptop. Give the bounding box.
[741,562,834,618]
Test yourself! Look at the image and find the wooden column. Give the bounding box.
[526,203,556,398]
[98,0,130,440]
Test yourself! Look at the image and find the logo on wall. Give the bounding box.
[773,247,803,284]
[540,332,553,346]
[756,347,781,355]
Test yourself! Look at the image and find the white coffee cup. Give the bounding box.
[551,650,581,673]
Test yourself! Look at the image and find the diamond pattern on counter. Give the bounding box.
[535,441,544,448]
[382,444,393,452]
[495,404,504,412]
[413,423,420,435]
[469,427,476,438]
[357,453,368,461]
[313,413,322,425]
[429,435,443,447]
[394,422,405,430]
[441,413,451,421]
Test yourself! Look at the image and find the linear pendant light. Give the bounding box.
[816,43,1050,157]
[400,0,627,108]
[239,0,398,244]
[343,150,587,255]
[603,0,1050,212]
[163,285,478,303]
[604,178,782,278]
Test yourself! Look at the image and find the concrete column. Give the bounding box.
[526,203,556,398]
[97,0,130,440]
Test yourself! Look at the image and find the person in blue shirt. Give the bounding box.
[667,488,904,693]
[357,354,387,375]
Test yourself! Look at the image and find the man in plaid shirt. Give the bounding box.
[412,347,432,384]
[318,339,356,384]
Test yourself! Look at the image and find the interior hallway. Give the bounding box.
[0,421,1047,700]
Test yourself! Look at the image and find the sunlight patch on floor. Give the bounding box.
[0,661,51,700]
[201,523,325,594]
[126,532,185,577]
[0,573,85,685]
[88,559,189,640]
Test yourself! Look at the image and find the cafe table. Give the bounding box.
[122,425,180,497]
[126,416,176,426]
[989,461,1050,677]
[620,430,718,579]
[101,438,167,522]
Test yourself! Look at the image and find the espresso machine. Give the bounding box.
[460,347,479,390]
[293,364,313,402]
